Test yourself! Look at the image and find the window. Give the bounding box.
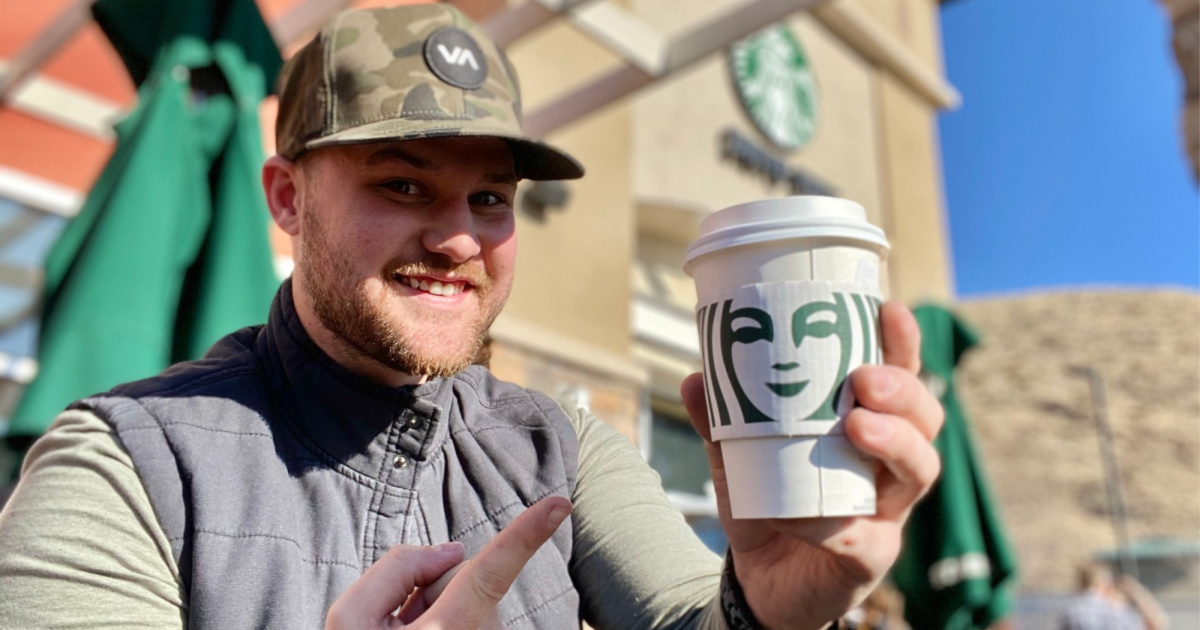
[0,167,78,489]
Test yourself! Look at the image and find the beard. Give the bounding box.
[296,206,505,379]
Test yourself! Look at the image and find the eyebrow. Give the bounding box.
[365,147,435,169]
[364,148,517,185]
[483,171,519,186]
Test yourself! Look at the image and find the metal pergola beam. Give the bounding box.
[524,0,833,138]
[481,0,597,48]
[3,0,960,157]
[811,0,960,109]
[0,0,95,103]
[270,0,356,47]
[0,0,356,105]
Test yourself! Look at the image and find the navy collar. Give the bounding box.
[257,279,454,483]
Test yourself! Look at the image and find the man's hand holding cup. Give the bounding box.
[681,197,945,629]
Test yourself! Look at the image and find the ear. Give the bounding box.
[263,154,302,236]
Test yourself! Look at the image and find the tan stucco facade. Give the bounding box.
[486,0,958,442]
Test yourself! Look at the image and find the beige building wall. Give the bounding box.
[858,0,945,69]
[498,21,635,356]
[877,71,954,302]
[487,17,647,439]
[860,0,955,302]
[630,13,884,226]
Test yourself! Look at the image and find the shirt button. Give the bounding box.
[393,455,409,469]
[406,416,421,429]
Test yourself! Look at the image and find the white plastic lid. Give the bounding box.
[684,196,890,276]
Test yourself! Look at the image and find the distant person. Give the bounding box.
[1058,564,1169,630]
[845,583,911,630]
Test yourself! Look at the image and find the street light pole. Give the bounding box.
[1069,365,1139,580]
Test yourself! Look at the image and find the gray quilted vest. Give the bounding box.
[74,281,581,629]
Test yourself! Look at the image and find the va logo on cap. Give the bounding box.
[424,27,488,90]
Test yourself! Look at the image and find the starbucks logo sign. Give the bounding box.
[697,281,882,441]
[728,24,820,151]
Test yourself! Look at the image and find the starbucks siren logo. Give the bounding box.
[697,281,881,440]
[728,25,820,150]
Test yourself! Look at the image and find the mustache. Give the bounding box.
[386,254,492,290]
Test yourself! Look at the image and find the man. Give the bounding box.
[1058,564,1169,630]
[0,5,943,629]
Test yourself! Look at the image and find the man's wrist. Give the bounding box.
[721,550,851,630]
[720,550,765,630]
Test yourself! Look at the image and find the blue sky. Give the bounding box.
[939,0,1199,297]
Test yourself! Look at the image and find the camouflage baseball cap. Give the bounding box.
[275,4,583,180]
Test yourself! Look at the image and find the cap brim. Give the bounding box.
[503,137,585,181]
[302,120,584,181]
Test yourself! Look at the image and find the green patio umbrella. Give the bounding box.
[8,0,282,442]
[891,305,1019,629]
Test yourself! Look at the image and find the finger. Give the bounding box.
[397,563,462,623]
[682,373,727,495]
[681,373,727,509]
[844,408,941,518]
[851,365,945,441]
[681,372,716,445]
[426,496,572,629]
[879,301,921,374]
[398,566,507,628]
[325,542,464,627]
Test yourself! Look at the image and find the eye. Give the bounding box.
[470,191,508,207]
[379,180,420,195]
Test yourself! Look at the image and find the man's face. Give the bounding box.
[289,137,518,380]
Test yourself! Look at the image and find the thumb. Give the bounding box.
[681,372,713,443]
[682,372,721,464]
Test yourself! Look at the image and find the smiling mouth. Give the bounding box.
[766,381,809,397]
[392,273,470,297]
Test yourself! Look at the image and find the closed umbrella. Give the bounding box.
[8,0,282,441]
[892,304,1019,630]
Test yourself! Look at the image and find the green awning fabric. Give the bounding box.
[8,0,282,439]
[892,305,1019,629]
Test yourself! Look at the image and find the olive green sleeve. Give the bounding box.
[566,403,729,630]
[0,409,186,629]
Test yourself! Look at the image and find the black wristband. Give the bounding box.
[720,550,765,630]
[720,550,852,630]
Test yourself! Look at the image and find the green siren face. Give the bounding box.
[728,24,820,151]
[697,282,881,429]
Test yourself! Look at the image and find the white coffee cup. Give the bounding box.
[684,196,890,519]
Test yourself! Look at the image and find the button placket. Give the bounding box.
[380,406,417,487]
[396,408,433,462]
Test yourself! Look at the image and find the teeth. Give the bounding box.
[397,275,464,296]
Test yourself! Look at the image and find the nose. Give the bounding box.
[421,200,481,263]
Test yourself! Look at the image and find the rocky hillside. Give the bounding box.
[950,289,1199,594]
